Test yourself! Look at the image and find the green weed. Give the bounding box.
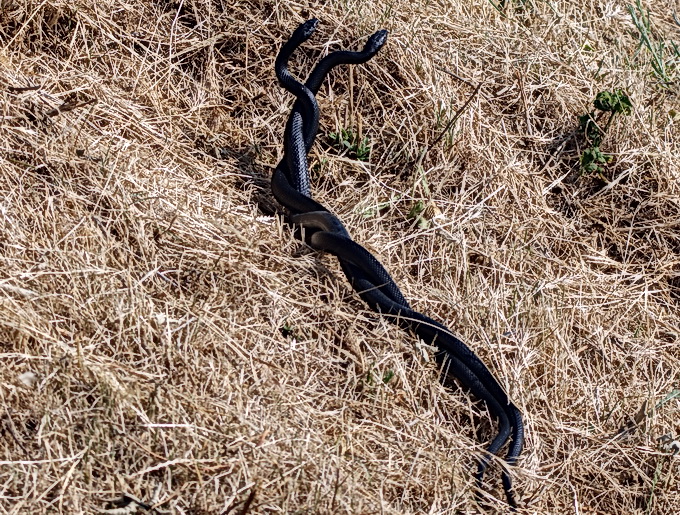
[408,200,430,229]
[328,128,371,161]
[365,363,396,385]
[577,89,632,175]
[628,0,679,86]
[280,321,296,338]
[382,370,395,384]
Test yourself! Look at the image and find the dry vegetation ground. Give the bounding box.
[1,0,679,513]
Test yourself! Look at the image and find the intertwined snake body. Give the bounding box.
[271,19,524,508]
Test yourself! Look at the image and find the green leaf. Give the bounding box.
[382,370,395,384]
[655,389,680,409]
[328,127,371,161]
[594,89,632,115]
[580,146,612,173]
[408,200,426,218]
[408,200,430,228]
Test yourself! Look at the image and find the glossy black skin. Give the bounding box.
[271,19,523,509]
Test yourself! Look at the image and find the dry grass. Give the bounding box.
[1,0,679,513]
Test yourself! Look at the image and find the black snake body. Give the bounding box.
[271,19,524,508]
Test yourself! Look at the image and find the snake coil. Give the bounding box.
[271,19,524,509]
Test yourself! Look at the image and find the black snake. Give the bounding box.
[271,19,524,509]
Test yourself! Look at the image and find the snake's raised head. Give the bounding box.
[294,18,319,41]
[363,29,388,56]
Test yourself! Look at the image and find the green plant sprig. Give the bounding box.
[628,0,678,86]
[577,89,632,175]
[328,127,371,161]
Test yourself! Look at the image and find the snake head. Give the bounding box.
[363,29,388,56]
[293,18,319,41]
